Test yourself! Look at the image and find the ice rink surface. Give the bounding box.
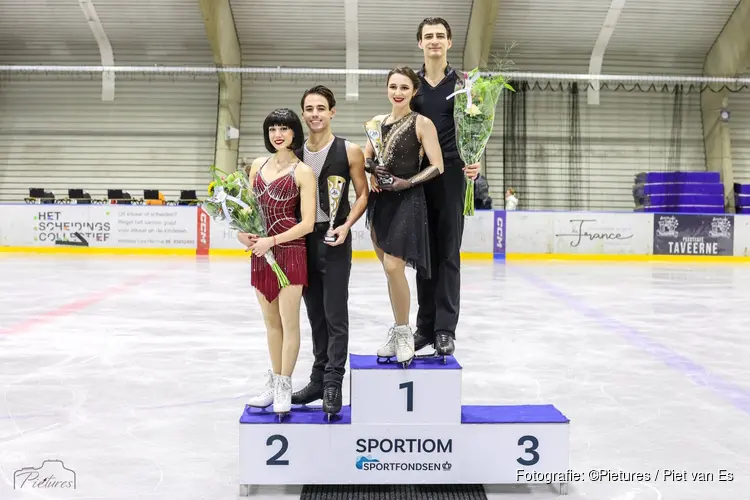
[1,254,749,500]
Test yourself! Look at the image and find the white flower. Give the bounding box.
[468,104,482,116]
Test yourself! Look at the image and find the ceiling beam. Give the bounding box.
[199,0,241,68]
[199,0,242,173]
[78,0,114,101]
[586,0,627,105]
[344,0,359,100]
[703,0,750,77]
[463,0,502,70]
[701,0,750,212]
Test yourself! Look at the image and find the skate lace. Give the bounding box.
[264,370,274,388]
[395,327,410,350]
[382,325,397,346]
[276,377,291,401]
[277,377,291,390]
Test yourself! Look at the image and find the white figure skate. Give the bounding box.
[246,370,276,409]
[376,324,415,368]
[274,375,292,421]
[376,325,397,361]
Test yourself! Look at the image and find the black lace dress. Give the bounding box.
[366,111,432,279]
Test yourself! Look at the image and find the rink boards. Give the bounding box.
[238,354,571,490]
[1,203,750,261]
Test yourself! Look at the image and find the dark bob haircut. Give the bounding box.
[262,108,305,153]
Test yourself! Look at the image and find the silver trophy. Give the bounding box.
[324,175,346,243]
[364,119,393,186]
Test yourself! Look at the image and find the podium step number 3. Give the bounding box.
[239,353,571,494]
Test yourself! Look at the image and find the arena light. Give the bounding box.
[587,0,628,105]
[78,0,115,101]
[344,0,359,101]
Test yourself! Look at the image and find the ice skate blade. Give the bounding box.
[397,354,414,368]
[275,412,290,422]
[415,351,448,364]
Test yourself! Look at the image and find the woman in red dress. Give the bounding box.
[239,108,316,416]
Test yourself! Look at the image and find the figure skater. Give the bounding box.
[410,17,481,358]
[239,108,316,415]
[364,65,444,368]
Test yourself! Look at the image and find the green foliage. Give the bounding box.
[201,164,290,288]
[204,165,267,236]
[452,51,516,216]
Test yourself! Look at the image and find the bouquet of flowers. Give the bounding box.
[448,53,515,216]
[202,165,290,289]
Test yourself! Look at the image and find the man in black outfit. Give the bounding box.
[291,85,368,416]
[410,18,480,356]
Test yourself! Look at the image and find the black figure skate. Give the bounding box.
[322,385,342,422]
[291,380,324,405]
[414,332,454,365]
[375,325,415,368]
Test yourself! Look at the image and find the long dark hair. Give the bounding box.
[262,108,305,153]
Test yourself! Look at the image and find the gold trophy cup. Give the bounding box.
[364,120,393,186]
[324,175,347,243]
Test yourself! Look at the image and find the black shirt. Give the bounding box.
[411,63,461,160]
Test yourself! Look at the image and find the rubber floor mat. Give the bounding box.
[300,484,489,499]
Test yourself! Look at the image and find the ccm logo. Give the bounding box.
[495,217,504,250]
[199,212,208,245]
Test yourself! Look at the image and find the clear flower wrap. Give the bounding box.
[201,165,290,289]
[449,67,515,216]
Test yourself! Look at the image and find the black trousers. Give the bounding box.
[416,157,466,340]
[303,222,352,388]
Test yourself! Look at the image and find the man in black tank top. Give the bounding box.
[290,86,369,418]
[410,18,481,356]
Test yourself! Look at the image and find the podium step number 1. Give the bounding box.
[239,353,571,494]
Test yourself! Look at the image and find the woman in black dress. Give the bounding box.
[364,65,444,367]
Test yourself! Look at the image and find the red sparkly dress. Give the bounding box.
[250,159,307,303]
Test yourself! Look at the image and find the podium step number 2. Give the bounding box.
[239,353,571,494]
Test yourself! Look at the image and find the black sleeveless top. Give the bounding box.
[380,112,423,178]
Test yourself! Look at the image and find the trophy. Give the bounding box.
[324,175,347,243]
[364,119,393,186]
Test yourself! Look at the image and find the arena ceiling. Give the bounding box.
[0,0,743,75]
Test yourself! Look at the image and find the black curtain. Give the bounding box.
[667,83,684,172]
[503,80,528,206]
[567,82,584,210]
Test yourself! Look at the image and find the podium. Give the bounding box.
[239,354,571,495]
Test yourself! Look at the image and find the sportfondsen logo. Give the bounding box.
[354,438,453,472]
[356,456,380,469]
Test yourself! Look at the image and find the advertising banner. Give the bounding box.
[653,213,734,256]
[0,205,197,249]
[493,210,506,259]
[551,213,651,254]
